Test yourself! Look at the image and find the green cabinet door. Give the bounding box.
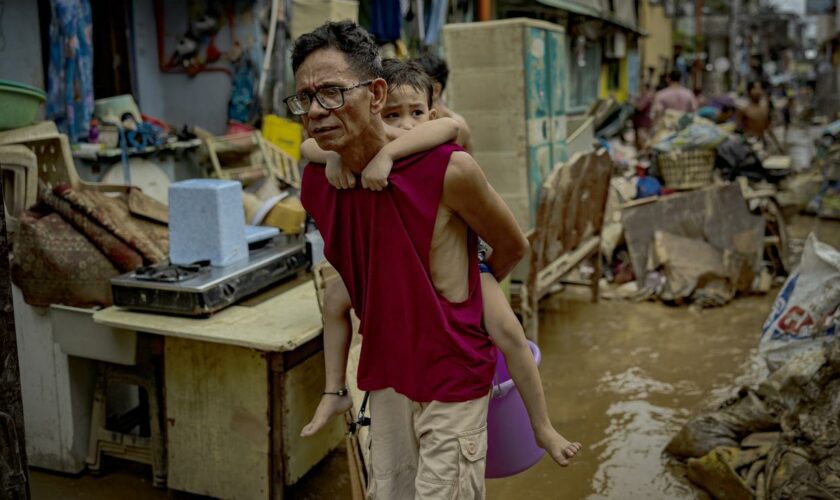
[528,144,552,226]
[547,30,566,118]
[525,27,550,148]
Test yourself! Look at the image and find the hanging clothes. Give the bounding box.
[46,0,94,142]
[369,0,401,42]
[424,0,448,46]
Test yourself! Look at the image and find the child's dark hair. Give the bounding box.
[382,59,434,109]
[414,53,449,90]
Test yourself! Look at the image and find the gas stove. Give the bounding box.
[111,236,308,316]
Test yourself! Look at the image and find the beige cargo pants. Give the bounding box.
[367,388,491,499]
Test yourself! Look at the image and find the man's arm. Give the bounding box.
[443,152,528,280]
[363,118,460,191]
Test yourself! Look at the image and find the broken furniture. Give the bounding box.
[11,286,138,473]
[0,122,141,474]
[513,150,613,340]
[93,279,344,499]
[204,131,300,189]
[443,18,569,228]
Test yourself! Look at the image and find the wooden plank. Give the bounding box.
[281,351,344,485]
[270,353,285,500]
[536,236,600,296]
[166,337,270,499]
[93,280,322,352]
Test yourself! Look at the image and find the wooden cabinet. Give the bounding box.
[443,19,569,229]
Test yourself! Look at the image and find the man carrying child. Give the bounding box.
[291,21,580,499]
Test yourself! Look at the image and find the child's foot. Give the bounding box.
[300,393,353,437]
[536,428,582,467]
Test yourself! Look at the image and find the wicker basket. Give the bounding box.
[657,149,716,190]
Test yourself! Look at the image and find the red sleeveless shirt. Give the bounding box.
[301,143,496,402]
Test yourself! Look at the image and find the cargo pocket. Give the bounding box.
[457,427,488,499]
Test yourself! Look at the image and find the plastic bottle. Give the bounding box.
[88,118,100,143]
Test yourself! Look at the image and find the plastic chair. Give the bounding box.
[86,359,167,488]
[0,145,38,232]
[0,121,130,195]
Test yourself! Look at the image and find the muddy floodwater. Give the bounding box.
[486,292,772,500]
[30,216,840,499]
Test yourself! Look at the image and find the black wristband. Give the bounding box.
[323,388,348,397]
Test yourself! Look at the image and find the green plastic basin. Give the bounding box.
[0,80,47,131]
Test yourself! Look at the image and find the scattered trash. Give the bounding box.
[668,338,840,500]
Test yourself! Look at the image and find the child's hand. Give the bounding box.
[325,154,356,190]
[361,151,393,191]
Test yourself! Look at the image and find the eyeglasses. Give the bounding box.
[284,81,373,116]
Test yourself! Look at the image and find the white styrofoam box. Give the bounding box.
[168,179,248,267]
[50,305,137,366]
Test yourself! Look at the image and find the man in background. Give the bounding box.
[652,69,698,122]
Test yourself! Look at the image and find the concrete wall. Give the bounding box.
[639,0,673,83]
[0,0,45,91]
[132,0,266,134]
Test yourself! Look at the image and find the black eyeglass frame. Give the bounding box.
[283,80,374,115]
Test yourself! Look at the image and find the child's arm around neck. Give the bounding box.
[361,117,460,191]
[301,138,356,190]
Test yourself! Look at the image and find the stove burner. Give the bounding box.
[133,262,210,283]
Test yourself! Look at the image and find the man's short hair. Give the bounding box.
[414,53,449,90]
[382,59,434,108]
[291,21,383,79]
[668,69,682,83]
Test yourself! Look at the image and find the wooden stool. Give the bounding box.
[86,360,166,488]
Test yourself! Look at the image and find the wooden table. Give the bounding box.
[93,279,343,500]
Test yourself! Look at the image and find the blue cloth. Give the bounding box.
[370,0,402,41]
[697,106,719,121]
[424,0,447,45]
[477,239,492,274]
[636,176,662,199]
[46,0,93,142]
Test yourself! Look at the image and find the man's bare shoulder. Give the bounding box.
[443,151,484,198]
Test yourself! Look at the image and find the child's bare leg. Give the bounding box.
[301,279,354,437]
[481,273,582,466]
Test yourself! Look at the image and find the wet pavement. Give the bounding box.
[28,217,840,499]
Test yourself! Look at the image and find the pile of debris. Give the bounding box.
[666,338,840,500]
[600,183,780,308]
[667,236,839,499]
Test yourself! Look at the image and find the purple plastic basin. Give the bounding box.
[485,340,545,478]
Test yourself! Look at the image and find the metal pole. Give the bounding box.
[730,0,740,92]
[694,0,704,89]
